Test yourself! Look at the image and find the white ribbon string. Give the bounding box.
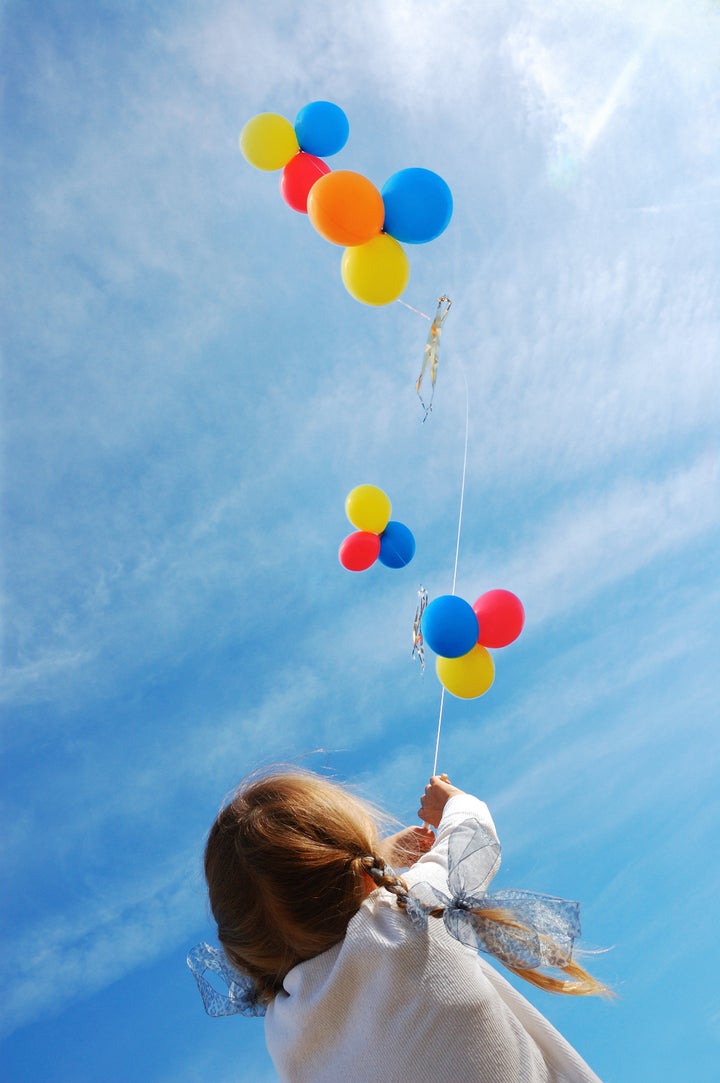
[432,358,470,776]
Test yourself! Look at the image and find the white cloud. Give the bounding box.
[458,453,720,622]
[0,850,201,1039]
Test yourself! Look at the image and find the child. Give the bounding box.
[190,769,608,1082]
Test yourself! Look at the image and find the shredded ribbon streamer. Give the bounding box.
[416,295,452,420]
[411,586,429,670]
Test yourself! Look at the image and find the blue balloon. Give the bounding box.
[381,168,453,244]
[294,101,349,158]
[421,595,478,658]
[378,521,415,569]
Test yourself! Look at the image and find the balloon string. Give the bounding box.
[432,688,446,777]
[396,298,432,321]
[450,362,470,595]
[431,359,470,777]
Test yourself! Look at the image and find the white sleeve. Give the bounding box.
[403,793,499,891]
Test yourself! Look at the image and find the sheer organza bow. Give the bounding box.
[405,818,581,970]
[186,942,266,1018]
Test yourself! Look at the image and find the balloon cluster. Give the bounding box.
[239,101,453,306]
[339,485,416,572]
[421,590,525,700]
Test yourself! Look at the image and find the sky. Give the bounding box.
[1,1,719,1080]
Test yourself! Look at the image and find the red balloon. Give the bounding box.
[280,151,331,213]
[338,531,381,572]
[473,589,525,648]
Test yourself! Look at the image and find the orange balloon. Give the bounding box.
[307,170,384,246]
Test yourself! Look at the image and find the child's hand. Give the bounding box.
[377,825,435,868]
[418,774,465,828]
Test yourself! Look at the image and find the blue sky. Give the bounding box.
[2,1,719,1080]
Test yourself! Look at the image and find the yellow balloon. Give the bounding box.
[345,484,391,534]
[436,645,495,700]
[341,233,410,306]
[239,113,299,171]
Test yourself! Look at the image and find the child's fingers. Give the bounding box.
[419,774,465,826]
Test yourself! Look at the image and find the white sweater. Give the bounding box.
[265,794,602,1083]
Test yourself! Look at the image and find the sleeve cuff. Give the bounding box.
[437,793,498,841]
[404,793,499,890]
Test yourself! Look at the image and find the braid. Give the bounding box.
[360,855,409,910]
[355,860,609,999]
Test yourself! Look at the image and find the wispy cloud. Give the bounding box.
[0,851,201,1040]
[458,453,720,621]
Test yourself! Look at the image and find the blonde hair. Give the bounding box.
[204,768,610,1002]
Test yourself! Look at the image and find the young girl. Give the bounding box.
[190,769,608,1082]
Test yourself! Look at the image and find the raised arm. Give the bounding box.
[405,774,499,891]
[377,775,475,870]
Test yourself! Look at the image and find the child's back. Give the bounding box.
[266,792,601,1083]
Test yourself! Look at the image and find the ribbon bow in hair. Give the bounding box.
[187,942,266,1018]
[405,818,581,971]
